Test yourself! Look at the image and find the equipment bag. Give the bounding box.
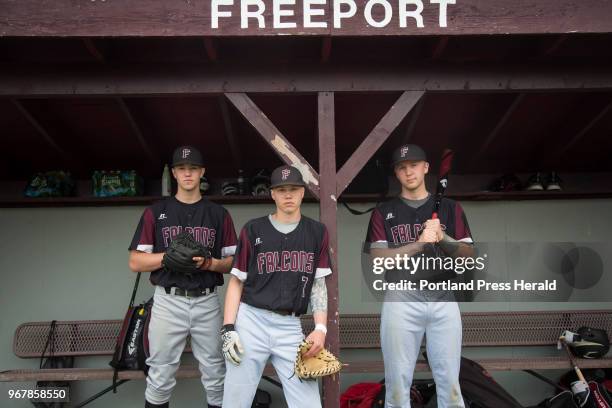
[251,388,272,408]
[109,272,153,392]
[586,381,612,408]
[422,353,522,408]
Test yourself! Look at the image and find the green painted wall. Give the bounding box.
[1,199,611,407]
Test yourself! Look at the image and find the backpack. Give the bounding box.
[460,357,522,408]
[423,353,523,408]
[109,273,153,392]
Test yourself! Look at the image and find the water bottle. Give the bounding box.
[238,169,247,195]
[161,164,171,196]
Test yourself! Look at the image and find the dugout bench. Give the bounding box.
[2,310,612,406]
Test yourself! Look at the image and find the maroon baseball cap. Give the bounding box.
[270,165,306,188]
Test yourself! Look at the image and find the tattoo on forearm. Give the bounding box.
[310,277,328,313]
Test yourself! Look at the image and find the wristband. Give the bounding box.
[314,323,327,334]
[221,324,235,334]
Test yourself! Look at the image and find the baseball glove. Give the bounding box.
[294,340,342,381]
[162,232,212,275]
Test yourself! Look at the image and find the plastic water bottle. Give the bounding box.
[238,169,246,195]
[162,164,171,196]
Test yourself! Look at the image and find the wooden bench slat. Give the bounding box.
[0,364,283,382]
[4,357,612,382]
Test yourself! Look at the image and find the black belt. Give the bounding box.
[164,286,214,298]
[271,309,299,317]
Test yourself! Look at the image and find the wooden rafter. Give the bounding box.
[555,99,612,159]
[218,96,242,169]
[401,96,425,144]
[321,38,332,63]
[431,36,449,60]
[10,99,68,158]
[115,98,158,164]
[224,92,320,198]
[82,39,105,62]
[203,38,218,62]
[336,91,424,196]
[541,35,568,57]
[3,62,612,96]
[473,93,525,162]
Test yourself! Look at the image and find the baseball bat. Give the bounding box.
[432,149,454,219]
[560,336,587,383]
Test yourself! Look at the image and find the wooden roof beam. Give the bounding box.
[321,38,332,63]
[82,39,105,63]
[218,96,242,169]
[10,99,69,159]
[472,93,525,166]
[3,62,612,95]
[431,36,449,60]
[336,91,424,196]
[554,98,612,159]
[115,98,159,165]
[541,35,568,57]
[204,38,218,62]
[401,96,425,144]
[224,92,320,198]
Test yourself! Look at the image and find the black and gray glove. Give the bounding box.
[162,231,212,275]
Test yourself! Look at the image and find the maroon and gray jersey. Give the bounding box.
[367,196,472,247]
[129,197,237,290]
[231,215,331,316]
[367,196,473,281]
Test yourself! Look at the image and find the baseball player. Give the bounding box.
[366,144,474,408]
[220,165,331,408]
[128,146,237,408]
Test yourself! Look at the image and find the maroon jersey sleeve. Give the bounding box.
[315,227,332,278]
[230,227,251,281]
[128,207,156,253]
[220,211,238,258]
[453,203,474,243]
[366,208,388,248]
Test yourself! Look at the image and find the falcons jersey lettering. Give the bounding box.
[231,216,331,316]
[367,196,473,281]
[129,197,237,290]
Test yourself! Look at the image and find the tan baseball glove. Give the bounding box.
[293,340,342,381]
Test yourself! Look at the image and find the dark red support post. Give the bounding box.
[317,91,339,408]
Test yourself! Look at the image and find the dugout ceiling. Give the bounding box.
[2,34,612,180]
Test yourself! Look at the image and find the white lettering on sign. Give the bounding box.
[212,0,233,29]
[333,0,357,28]
[431,0,455,28]
[304,0,328,28]
[242,0,266,28]
[274,0,297,28]
[210,0,455,30]
[399,0,424,28]
[364,0,392,28]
